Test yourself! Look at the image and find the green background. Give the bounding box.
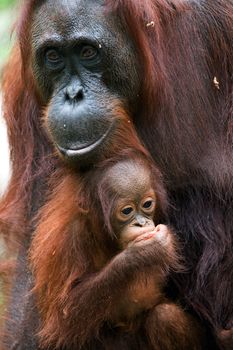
[0,0,17,71]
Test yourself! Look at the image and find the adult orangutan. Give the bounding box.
[0,0,233,349]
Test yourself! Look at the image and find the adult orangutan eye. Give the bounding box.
[121,206,133,216]
[45,49,64,70]
[80,45,99,61]
[46,49,62,63]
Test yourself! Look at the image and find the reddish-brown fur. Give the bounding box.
[1,0,233,349]
[29,131,166,348]
[29,129,204,349]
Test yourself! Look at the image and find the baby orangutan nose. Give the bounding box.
[134,215,154,227]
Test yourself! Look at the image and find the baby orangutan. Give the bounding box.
[31,155,207,349]
[101,159,178,322]
[98,158,206,348]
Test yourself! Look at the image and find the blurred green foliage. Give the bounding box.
[0,0,16,10]
[0,0,17,71]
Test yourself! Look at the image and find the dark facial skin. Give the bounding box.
[31,0,140,166]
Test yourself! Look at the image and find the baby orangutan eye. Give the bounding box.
[121,206,133,216]
[141,197,156,213]
[116,205,135,222]
[143,200,153,209]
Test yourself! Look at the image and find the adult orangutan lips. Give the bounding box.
[57,131,107,157]
[57,123,114,158]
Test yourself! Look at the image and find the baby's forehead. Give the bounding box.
[106,160,152,195]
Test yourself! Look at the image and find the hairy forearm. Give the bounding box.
[62,241,172,347]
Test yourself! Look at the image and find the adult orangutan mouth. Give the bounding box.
[57,122,114,158]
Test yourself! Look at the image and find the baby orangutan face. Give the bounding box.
[114,190,156,249]
[106,160,159,248]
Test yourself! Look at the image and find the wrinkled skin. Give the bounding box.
[32,0,140,166]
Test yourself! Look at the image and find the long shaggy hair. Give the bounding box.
[1,0,233,347]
